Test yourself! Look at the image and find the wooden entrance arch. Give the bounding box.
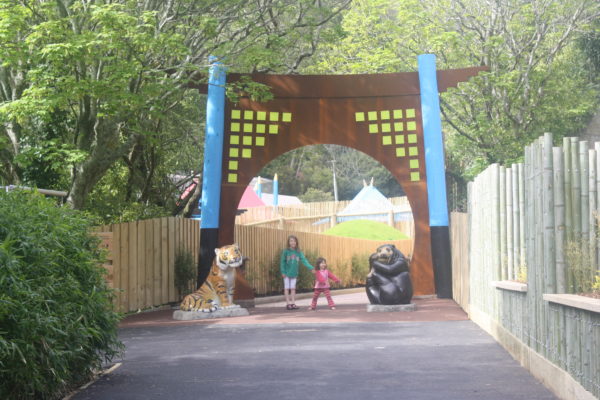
[197,57,485,299]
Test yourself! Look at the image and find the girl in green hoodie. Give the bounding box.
[280,235,314,310]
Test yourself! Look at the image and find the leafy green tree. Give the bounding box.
[0,0,351,218]
[307,0,600,209]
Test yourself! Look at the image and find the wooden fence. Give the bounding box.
[95,217,412,312]
[95,217,200,313]
[450,212,469,312]
[236,196,414,237]
[235,224,413,296]
[456,133,600,399]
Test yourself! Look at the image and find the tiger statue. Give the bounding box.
[180,244,246,312]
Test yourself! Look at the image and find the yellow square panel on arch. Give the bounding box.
[231,110,241,119]
[244,110,254,120]
[256,111,267,121]
[242,148,252,158]
[255,137,265,146]
[282,112,292,122]
[228,173,238,183]
[410,171,420,181]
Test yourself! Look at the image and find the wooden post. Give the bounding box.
[543,133,556,293]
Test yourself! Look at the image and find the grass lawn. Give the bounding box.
[323,219,409,240]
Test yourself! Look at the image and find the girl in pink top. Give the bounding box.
[308,257,341,310]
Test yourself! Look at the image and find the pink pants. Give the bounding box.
[311,288,335,308]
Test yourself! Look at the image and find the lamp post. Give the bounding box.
[330,159,339,202]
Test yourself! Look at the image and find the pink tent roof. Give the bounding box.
[238,186,266,208]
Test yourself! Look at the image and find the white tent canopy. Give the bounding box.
[315,182,412,225]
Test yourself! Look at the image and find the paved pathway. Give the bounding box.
[70,291,559,400]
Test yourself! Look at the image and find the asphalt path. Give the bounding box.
[71,319,559,400]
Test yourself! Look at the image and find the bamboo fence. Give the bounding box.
[460,133,600,398]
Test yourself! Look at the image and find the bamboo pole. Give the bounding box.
[499,166,507,280]
[564,138,573,241]
[588,149,597,276]
[543,133,556,293]
[596,142,600,274]
[553,147,566,293]
[580,141,590,243]
[518,163,525,273]
[512,164,520,280]
[571,137,581,238]
[507,165,514,280]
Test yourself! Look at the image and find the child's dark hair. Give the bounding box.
[287,235,300,249]
[315,257,327,269]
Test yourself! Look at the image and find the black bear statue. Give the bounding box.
[366,244,413,305]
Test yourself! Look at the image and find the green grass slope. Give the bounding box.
[323,219,409,240]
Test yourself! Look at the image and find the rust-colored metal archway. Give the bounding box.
[199,67,485,298]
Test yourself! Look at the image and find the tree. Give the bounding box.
[306,0,600,209]
[0,0,351,216]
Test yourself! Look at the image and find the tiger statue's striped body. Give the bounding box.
[180,244,245,312]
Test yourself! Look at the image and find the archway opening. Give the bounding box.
[231,144,416,298]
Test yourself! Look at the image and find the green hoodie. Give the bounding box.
[280,248,314,278]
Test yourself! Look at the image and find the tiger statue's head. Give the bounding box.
[215,244,244,271]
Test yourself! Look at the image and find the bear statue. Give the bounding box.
[366,244,413,305]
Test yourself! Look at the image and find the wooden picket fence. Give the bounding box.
[235,224,413,296]
[236,196,414,237]
[95,218,412,312]
[95,217,200,313]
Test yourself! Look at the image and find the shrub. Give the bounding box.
[174,247,196,298]
[0,190,123,399]
[351,253,371,285]
[565,237,596,293]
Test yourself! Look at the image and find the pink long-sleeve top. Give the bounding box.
[314,269,340,289]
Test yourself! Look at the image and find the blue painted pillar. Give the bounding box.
[418,54,452,298]
[198,56,226,288]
